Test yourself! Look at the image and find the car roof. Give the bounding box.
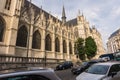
[0,69,52,75]
[0,67,54,75]
[0,67,60,80]
[93,61,120,66]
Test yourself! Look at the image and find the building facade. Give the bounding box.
[107,29,120,53]
[0,0,104,61]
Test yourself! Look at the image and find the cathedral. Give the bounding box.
[0,0,105,61]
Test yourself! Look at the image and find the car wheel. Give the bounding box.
[62,67,65,70]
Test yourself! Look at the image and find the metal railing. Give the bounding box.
[0,55,65,70]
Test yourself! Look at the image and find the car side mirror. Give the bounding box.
[108,72,117,78]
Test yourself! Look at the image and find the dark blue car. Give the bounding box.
[56,61,73,70]
[99,53,114,60]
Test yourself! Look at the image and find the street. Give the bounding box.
[55,69,77,80]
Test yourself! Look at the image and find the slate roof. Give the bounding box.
[23,0,79,27]
[65,18,78,27]
[24,0,62,24]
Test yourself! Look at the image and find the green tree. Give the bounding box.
[75,38,85,60]
[85,36,97,59]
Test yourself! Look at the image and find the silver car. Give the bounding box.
[0,67,61,80]
[76,62,120,80]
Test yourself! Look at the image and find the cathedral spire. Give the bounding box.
[61,5,66,23]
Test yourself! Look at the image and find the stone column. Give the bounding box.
[52,26,55,58]
[6,16,19,55]
[60,36,63,59]
[67,39,70,60]
[41,28,46,58]
[5,0,22,55]
[72,41,75,55]
[28,24,33,57]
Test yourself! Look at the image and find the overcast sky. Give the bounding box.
[32,0,120,49]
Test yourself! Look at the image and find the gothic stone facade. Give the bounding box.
[0,0,104,61]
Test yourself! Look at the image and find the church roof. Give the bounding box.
[24,1,79,27]
[24,0,62,24]
[65,18,78,27]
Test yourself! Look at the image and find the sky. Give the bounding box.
[32,0,120,49]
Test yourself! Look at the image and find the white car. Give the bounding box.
[76,62,120,80]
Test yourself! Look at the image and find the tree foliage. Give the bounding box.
[75,38,85,60]
[75,36,97,60]
[85,36,97,59]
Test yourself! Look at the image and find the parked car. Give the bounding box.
[0,67,61,80]
[71,59,104,75]
[76,61,120,80]
[99,53,115,61]
[56,61,73,70]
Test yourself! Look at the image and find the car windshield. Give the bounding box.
[86,65,109,75]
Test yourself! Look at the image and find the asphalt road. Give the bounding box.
[55,69,77,80]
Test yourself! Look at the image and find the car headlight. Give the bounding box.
[99,76,107,80]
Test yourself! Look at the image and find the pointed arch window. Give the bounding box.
[55,37,60,52]
[45,34,52,51]
[0,17,5,42]
[16,25,28,47]
[5,0,11,10]
[63,40,67,53]
[32,30,41,49]
[69,42,72,54]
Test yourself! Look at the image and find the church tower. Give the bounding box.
[0,0,23,55]
[61,6,66,23]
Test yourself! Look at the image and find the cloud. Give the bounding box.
[32,0,120,49]
[110,7,120,19]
